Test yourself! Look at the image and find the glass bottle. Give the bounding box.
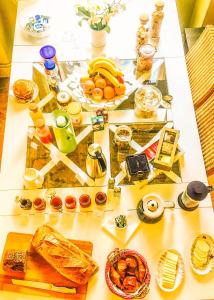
[67,102,83,127]
[40,45,58,67]
[29,102,45,126]
[35,118,53,144]
[136,13,149,56]
[150,0,164,44]
[44,59,60,92]
[136,44,156,72]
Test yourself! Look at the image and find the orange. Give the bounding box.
[83,79,95,94]
[92,88,103,101]
[94,74,103,82]
[115,84,126,96]
[104,86,115,100]
[95,78,107,89]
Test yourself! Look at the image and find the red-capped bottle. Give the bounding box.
[35,118,53,144]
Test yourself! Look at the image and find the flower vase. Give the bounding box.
[91,28,106,47]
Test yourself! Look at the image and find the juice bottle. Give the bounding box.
[29,102,45,126]
[35,118,53,144]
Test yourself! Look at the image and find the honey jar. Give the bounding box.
[67,102,83,127]
[136,44,156,72]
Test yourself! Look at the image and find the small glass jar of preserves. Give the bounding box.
[136,44,156,72]
[67,102,83,127]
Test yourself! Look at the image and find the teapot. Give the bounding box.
[137,194,175,223]
[86,143,107,178]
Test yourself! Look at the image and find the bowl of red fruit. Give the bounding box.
[105,248,150,299]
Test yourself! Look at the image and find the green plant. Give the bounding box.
[76,1,126,32]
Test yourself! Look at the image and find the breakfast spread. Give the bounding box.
[80,57,126,102]
[32,225,98,285]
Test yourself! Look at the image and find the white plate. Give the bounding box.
[190,234,214,275]
[157,249,184,292]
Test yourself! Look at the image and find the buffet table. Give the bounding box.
[0,0,213,300]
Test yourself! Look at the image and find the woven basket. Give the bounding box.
[105,248,151,299]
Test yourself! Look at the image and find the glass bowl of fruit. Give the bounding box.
[66,58,137,111]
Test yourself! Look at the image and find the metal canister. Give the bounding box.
[178,181,213,211]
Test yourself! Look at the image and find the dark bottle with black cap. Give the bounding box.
[178,181,213,211]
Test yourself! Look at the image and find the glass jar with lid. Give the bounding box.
[136,44,156,72]
[134,85,162,118]
[56,91,71,110]
[67,102,83,127]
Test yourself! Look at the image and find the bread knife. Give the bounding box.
[12,279,76,294]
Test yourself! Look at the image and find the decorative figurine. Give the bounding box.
[150,0,165,45]
[136,13,149,56]
[178,181,213,211]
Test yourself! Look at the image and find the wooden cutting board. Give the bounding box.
[0,232,93,299]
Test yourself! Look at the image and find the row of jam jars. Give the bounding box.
[18,192,108,211]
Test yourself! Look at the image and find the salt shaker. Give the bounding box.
[150,0,164,44]
[136,14,149,56]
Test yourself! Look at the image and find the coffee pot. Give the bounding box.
[86,143,107,178]
[178,181,213,211]
[137,194,175,223]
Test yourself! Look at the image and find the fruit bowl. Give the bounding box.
[105,248,150,299]
[66,58,138,111]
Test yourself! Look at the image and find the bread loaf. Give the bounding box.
[31,225,98,285]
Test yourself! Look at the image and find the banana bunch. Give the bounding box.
[88,57,124,87]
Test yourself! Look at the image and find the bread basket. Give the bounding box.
[105,248,151,299]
